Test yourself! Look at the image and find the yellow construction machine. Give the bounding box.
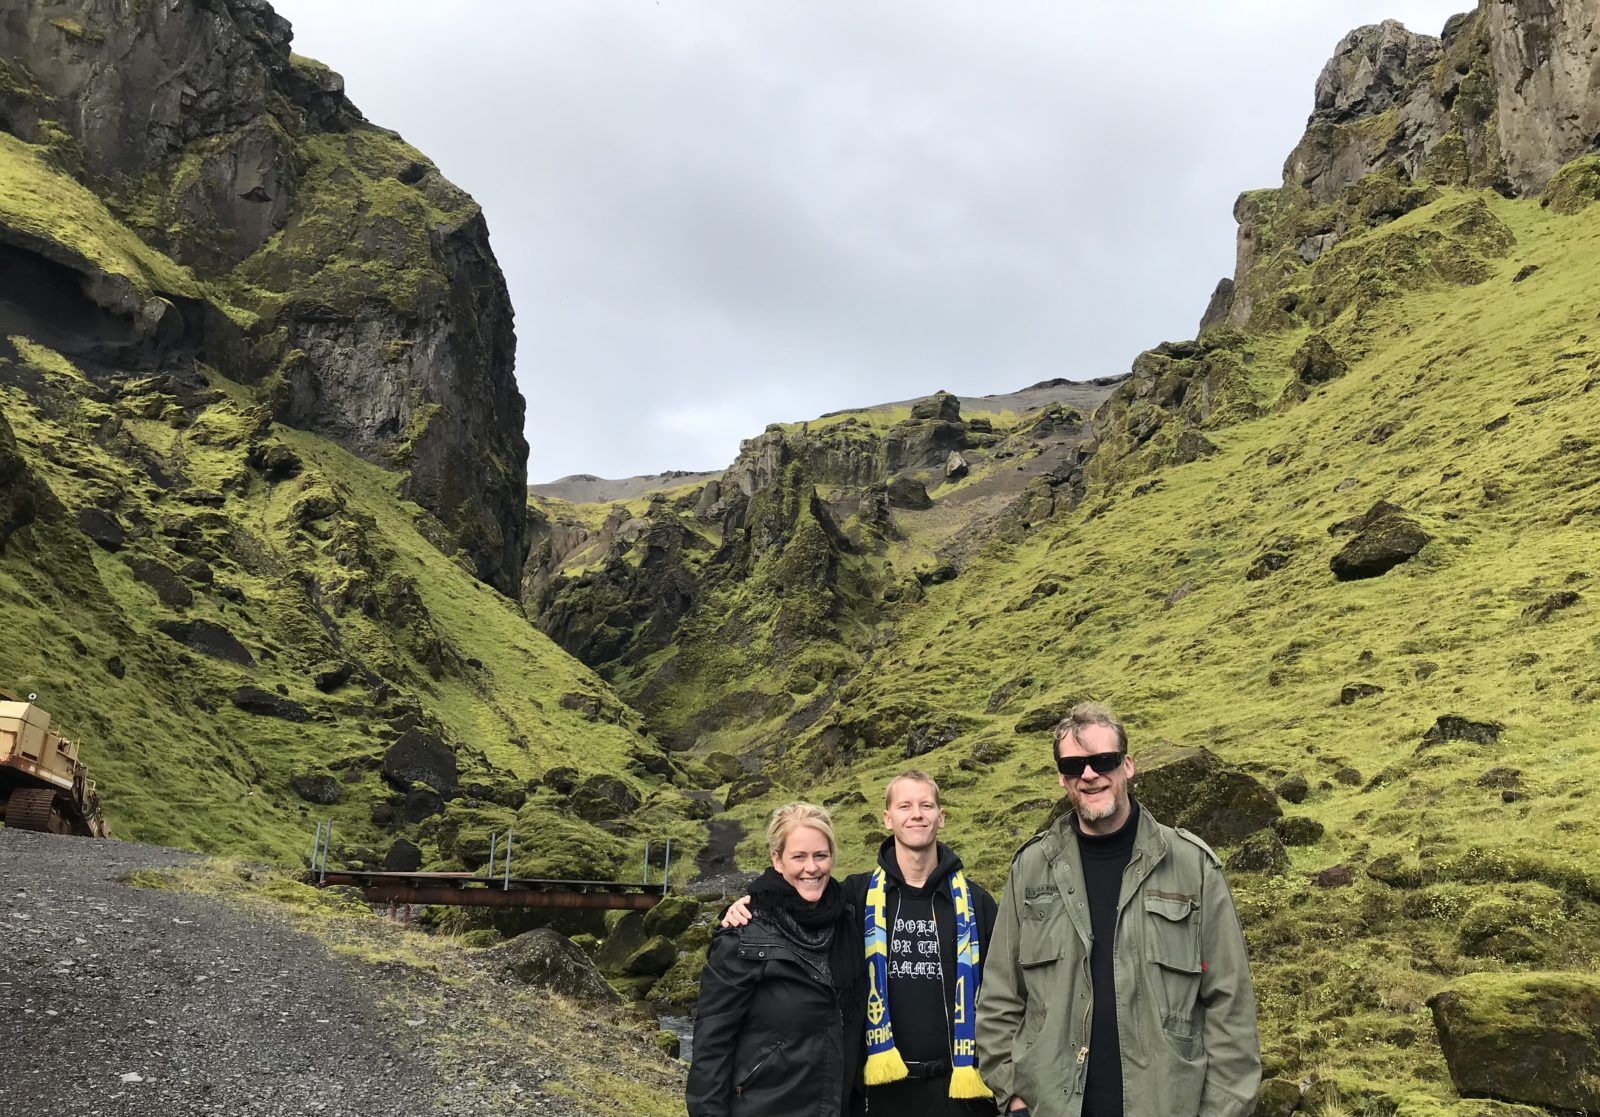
[0,689,109,837]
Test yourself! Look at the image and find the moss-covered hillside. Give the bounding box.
[0,8,706,882]
[525,6,1600,1110]
[796,183,1600,1115]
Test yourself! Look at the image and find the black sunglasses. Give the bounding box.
[1056,752,1123,779]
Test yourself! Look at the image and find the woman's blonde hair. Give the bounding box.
[767,801,836,857]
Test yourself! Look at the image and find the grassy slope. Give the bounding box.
[0,133,667,869]
[706,189,1600,1114]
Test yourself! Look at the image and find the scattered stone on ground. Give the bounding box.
[1225,830,1290,875]
[493,928,623,1006]
[1338,682,1384,704]
[1420,715,1503,748]
[1329,501,1430,580]
[1366,854,1424,889]
[1429,971,1600,1112]
[1128,743,1282,845]
[1273,774,1310,804]
[232,686,312,722]
[1523,589,1580,621]
[289,771,343,805]
[1311,864,1354,888]
[74,506,125,551]
[1272,816,1325,846]
[157,619,255,666]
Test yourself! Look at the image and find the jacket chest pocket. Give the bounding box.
[1142,893,1201,1034]
[1019,892,1067,1009]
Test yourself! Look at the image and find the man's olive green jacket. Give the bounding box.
[974,804,1261,1117]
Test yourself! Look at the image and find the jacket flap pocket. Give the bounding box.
[1143,895,1201,973]
[1143,894,1195,922]
[1019,947,1061,969]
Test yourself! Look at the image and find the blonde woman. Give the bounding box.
[687,802,865,1117]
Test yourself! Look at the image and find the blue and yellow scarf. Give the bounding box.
[862,867,988,1099]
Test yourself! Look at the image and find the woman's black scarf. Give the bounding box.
[748,867,866,1026]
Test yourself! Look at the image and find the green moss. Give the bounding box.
[234,127,476,316]
[0,354,672,863]
[390,401,441,464]
[47,17,100,40]
[1541,154,1600,216]
[288,52,334,79]
[0,132,202,299]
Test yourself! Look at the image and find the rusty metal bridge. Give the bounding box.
[304,821,671,911]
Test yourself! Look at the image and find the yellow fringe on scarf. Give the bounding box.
[863,1047,909,1086]
[948,1064,990,1099]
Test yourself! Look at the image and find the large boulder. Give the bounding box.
[594,910,650,973]
[289,772,343,805]
[1129,743,1282,845]
[383,838,423,873]
[157,619,255,666]
[232,687,311,722]
[1292,334,1347,385]
[723,773,773,809]
[1330,502,1430,580]
[1420,715,1502,748]
[570,774,640,822]
[401,788,444,823]
[624,935,678,977]
[73,506,124,552]
[1272,816,1325,846]
[1428,972,1600,1112]
[382,729,459,798]
[128,557,194,609]
[493,928,623,1006]
[1225,830,1290,876]
[642,895,699,940]
[910,391,961,423]
[885,476,932,510]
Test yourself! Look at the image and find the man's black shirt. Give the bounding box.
[1074,799,1140,1117]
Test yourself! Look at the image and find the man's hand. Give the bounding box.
[1006,1099,1030,1114]
[719,895,753,928]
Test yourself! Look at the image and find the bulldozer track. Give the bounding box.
[7,787,71,834]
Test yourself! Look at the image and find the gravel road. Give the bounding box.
[0,828,652,1116]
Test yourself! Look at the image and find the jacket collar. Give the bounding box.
[873,835,963,892]
[1043,796,1167,864]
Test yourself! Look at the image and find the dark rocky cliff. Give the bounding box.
[0,0,526,593]
[0,1,682,877]
[1211,0,1600,334]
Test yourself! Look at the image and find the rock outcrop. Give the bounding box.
[1429,972,1600,1111]
[1122,743,1282,845]
[494,928,623,1006]
[1218,2,1600,333]
[1329,501,1430,580]
[0,407,56,551]
[0,0,527,594]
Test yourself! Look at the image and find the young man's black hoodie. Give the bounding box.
[842,837,999,1117]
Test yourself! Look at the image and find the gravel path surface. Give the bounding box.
[0,828,627,1116]
[688,818,751,897]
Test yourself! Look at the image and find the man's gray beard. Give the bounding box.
[1075,790,1124,821]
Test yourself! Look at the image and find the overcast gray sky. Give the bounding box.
[269,1,1468,483]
